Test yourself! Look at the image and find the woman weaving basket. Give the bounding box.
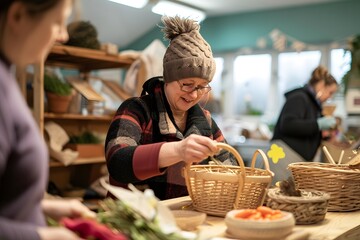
[105,16,236,200]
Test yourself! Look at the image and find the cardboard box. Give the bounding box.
[65,144,104,158]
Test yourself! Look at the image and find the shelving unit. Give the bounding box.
[17,44,134,195]
[49,157,106,167]
[45,112,113,121]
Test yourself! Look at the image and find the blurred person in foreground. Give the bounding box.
[272,65,338,161]
[0,1,95,240]
[105,16,236,200]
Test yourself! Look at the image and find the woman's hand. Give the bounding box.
[37,226,85,240]
[176,134,219,163]
[159,134,220,168]
[41,199,96,221]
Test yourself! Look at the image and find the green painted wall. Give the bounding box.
[126,0,360,53]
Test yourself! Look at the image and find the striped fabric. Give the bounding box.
[105,77,234,199]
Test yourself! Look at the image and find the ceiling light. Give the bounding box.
[152,1,206,22]
[108,0,148,9]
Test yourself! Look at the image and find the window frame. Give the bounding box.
[214,43,348,122]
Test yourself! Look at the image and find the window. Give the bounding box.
[277,51,321,107]
[233,54,272,115]
[330,48,351,83]
[212,57,224,99]
[217,44,349,127]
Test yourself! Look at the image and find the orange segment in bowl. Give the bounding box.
[234,206,284,220]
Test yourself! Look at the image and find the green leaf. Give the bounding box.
[44,73,72,96]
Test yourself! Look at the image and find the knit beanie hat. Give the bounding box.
[161,16,216,83]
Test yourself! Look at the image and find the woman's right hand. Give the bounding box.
[38,227,84,240]
[317,116,336,130]
[175,134,219,164]
[159,134,220,168]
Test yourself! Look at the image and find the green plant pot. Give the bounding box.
[46,92,72,113]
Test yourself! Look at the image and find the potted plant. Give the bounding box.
[342,35,360,90]
[342,35,360,93]
[44,72,73,113]
[65,131,104,158]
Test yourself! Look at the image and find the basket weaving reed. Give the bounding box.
[266,188,330,224]
[288,162,360,212]
[183,143,274,217]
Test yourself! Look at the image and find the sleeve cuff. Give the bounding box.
[133,142,165,180]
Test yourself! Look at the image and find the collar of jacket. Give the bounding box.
[285,85,322,112]
[303,84,322,112]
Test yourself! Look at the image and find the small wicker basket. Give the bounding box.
[266,188,330,224]
[183,143,274,217]
[288,162,360,212]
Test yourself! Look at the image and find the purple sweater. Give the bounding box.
[0,59,48,240]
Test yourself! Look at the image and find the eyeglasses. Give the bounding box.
[177,80,212,95]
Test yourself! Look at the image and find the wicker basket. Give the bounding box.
[288,162,360,212]
[183,143,274,217]
[266,188,330,224]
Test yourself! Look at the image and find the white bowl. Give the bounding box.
[171,210,206,231]
[225,209,295,240]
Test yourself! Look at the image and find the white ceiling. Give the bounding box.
[79,0,341,48]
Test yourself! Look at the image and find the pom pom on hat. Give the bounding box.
[161,16,216,83]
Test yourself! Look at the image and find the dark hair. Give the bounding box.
[0,0,61,16]
[308,65,338,87]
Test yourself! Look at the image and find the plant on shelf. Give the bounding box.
[68,131,101,144]
[44,72,73,113]
[66,131,103,158]
[342,35,360,94]
[44,73,72,96]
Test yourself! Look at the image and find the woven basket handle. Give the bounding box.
[183,142,246,178]
[215,142,246,175]
[215,142,246,210]
[250,149,274,176]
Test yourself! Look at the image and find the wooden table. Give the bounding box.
[162,196,360,240]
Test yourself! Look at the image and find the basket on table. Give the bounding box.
[183,142,274,217]
[288,162,360,212]
[266,188,330,224]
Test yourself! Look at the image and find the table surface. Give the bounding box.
[162,196,360,240]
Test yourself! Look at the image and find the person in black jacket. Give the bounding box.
[272,65,338,161]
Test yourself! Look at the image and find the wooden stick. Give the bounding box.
[338,150,345,165]
[323,146,336,164]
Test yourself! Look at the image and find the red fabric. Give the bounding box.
[61,218,128,240]
[133,142,165,180]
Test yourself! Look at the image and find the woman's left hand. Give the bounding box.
[42,199,96,221]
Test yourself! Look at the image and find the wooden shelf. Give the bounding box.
[18,44,135,195]
[44,112,113,121]
[49,157,105,167]
[46,45,133,72]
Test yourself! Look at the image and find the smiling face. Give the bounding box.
[164,77,211,114]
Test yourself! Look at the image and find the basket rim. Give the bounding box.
[267,188,330,202]
[187,165,273,179]
[187,166,241,182]
[188,164,273,173]
[288,162,359,174]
